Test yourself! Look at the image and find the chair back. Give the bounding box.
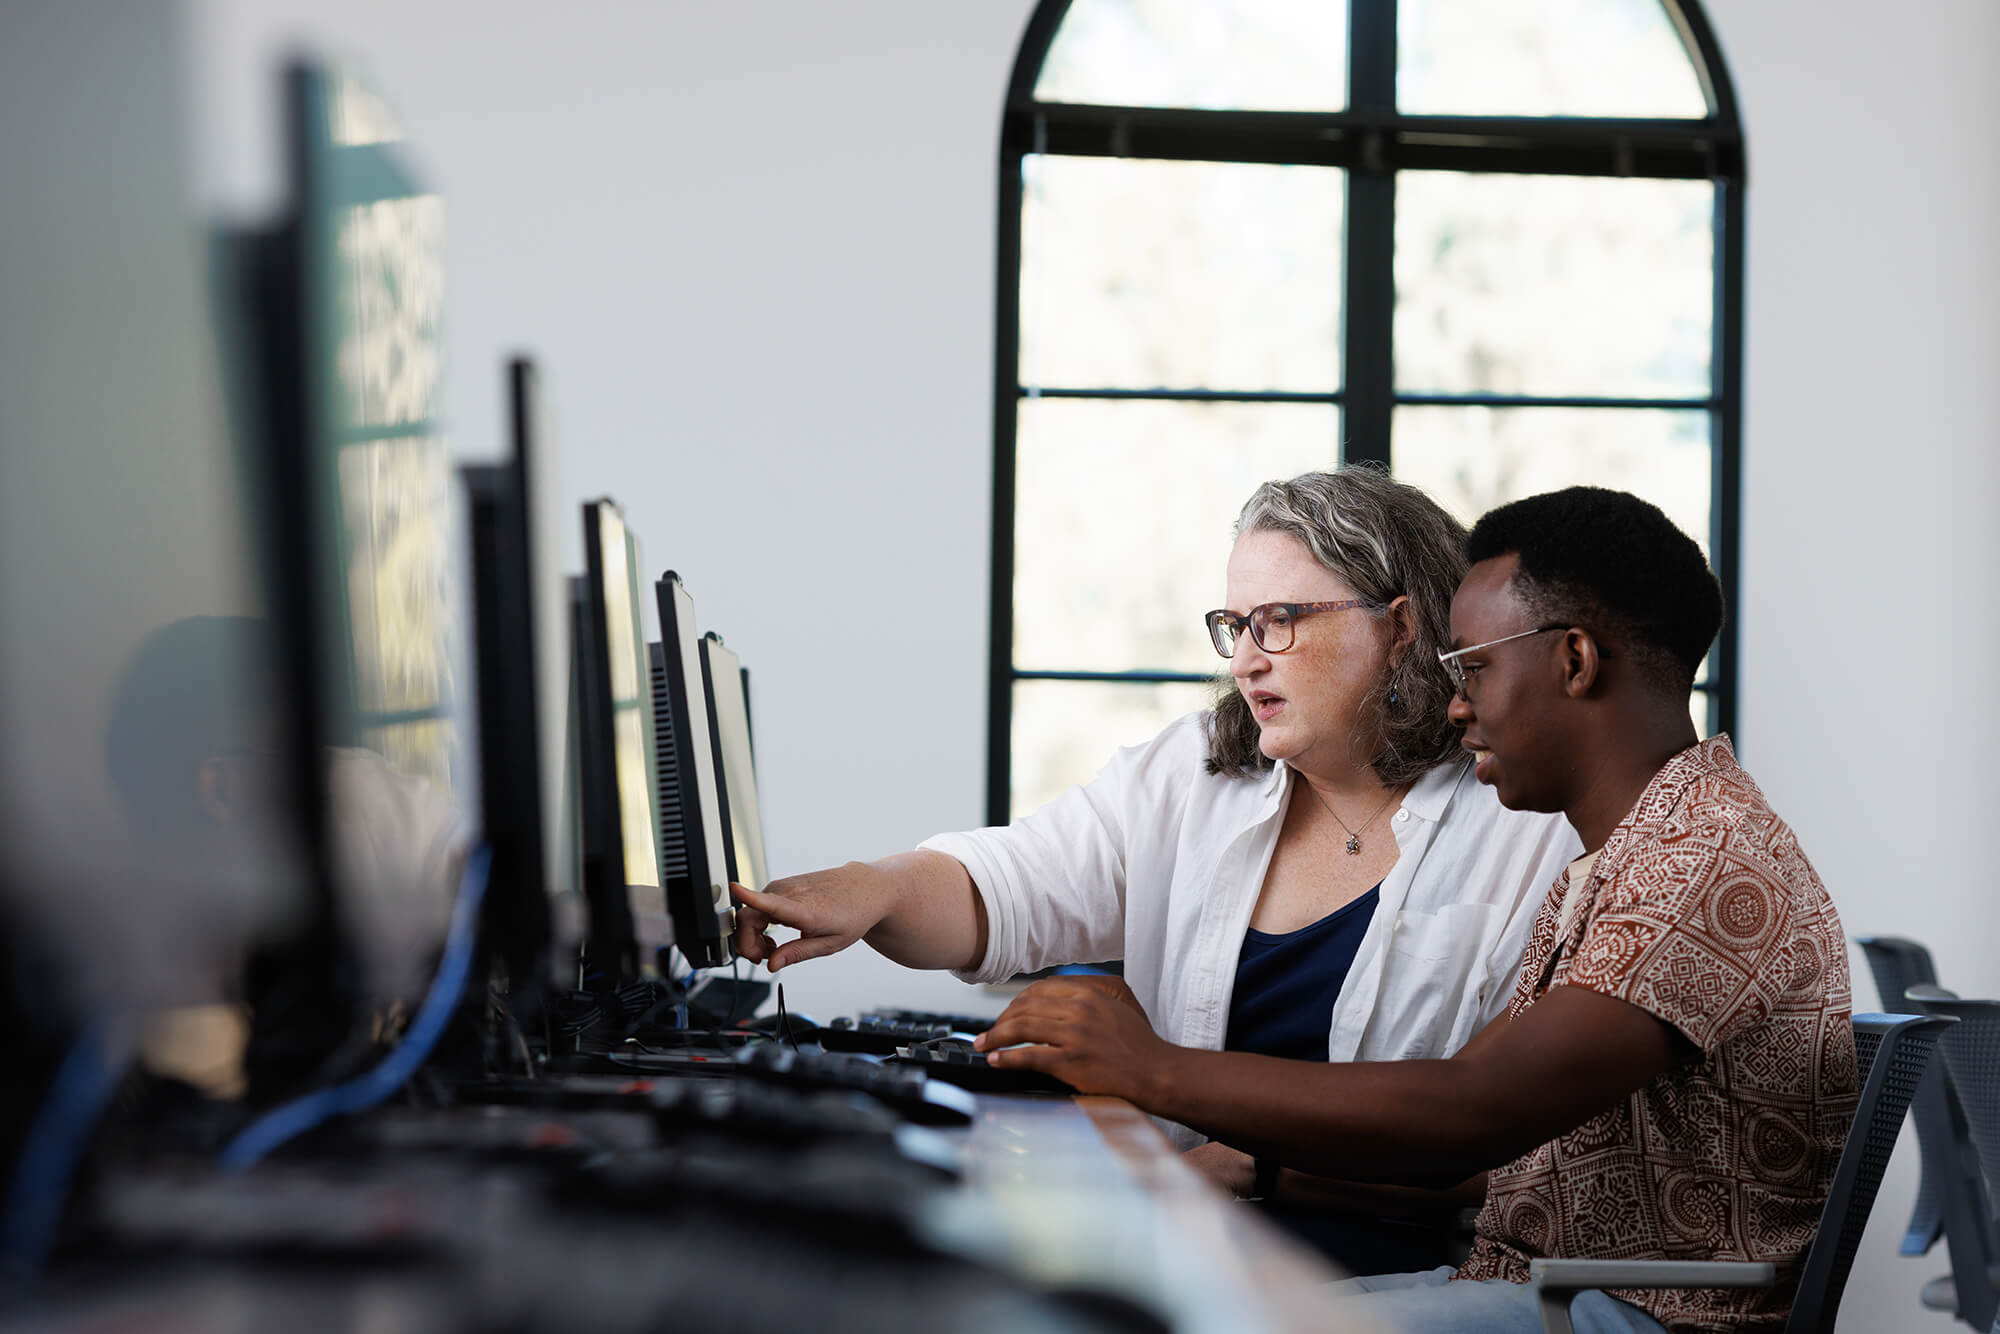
[1901,985,2000,1328]
[1787,1013,1952,1334]
[1911,998,2000,1214]
[1856,936,1945,1256]
[1857,937,1940,1005]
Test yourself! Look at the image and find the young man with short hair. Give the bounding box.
[976,487,1857,1333]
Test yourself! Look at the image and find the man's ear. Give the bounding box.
[195,755,234,822]
[1558,628,1604,698]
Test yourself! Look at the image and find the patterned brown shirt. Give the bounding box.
[1455,737,1858,1333]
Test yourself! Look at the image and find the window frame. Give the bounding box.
[988,0,1745,824]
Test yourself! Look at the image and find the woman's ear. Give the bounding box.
[1382,595,1418,662]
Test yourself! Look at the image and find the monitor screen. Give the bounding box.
[576,500,664,983]
[277,60,473,1011]
[699,634,769,895]
[652,574,734,969]
[294,63,466,794]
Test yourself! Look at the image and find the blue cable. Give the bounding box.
[2,1018,128,1290]
[678,963,698,1029]
[219,845,492,1173]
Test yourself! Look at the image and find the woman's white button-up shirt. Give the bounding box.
[920,712,1579,1143]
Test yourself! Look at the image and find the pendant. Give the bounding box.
[1345,835,1362,855]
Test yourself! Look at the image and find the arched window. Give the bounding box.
[989,0,1743,821]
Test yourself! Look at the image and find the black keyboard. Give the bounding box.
[860,1007,995,1033]
[730,1043,977,1126]
[820,1016,962,1055]
[648,1076,909,1145]
[891,1044,1075,1096]
[456,1072,911,1149]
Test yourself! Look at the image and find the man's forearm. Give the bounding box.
[1139,987,1678,1187]
[1148,1048,1523,1186]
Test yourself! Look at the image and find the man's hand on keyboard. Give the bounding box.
[973,976,1169,1102]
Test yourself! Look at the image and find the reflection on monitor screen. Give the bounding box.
[606,533,659,900]
[296,64,465,804]
[577,501,663,982]
[699,634,768,895]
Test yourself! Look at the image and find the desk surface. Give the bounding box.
[5,1082,1379,1334]
[923,1091,1368,1333]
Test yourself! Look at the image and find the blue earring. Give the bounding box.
[1388,687,1402,708]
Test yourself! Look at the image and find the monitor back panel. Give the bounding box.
[651,574,734,968]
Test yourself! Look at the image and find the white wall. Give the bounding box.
[1712,0,2000,1326]
[180,2,2000,1323]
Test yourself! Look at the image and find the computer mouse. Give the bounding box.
[911,1035,979,1053]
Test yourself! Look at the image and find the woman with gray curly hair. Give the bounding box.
[734,466,1578,1269]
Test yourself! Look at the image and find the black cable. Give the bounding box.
[777,983,797,1052]
[723,956,749,1029]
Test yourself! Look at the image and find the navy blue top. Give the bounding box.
[1223,886,1381,1061]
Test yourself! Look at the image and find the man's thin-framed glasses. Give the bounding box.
[1204,599,1380,659]
[1436,625,1570,696]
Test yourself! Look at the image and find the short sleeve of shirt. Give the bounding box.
[1561,814,1803,1054]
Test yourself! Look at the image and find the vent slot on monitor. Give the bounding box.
[650,642,692,886]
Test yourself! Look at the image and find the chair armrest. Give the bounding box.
[1530,1258,1777,1289]
[1529,1259,1776,1334]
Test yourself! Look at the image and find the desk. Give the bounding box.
[4,1085,1382,1334]
[922,1092,1370,1333]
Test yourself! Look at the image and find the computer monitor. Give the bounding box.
[212,58,469,1089]
[651,574,735,968]
[574,500,663,984]
[461,358,579,989]
[699,634,769,895]
[0,4,313,1048]
[271,59,473,981]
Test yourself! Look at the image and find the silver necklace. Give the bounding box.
[1303,780,1400,856]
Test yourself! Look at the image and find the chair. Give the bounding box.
[1908,995,2000,1294]
[1901,984,2000,1329]
[1530,1012,1953,1334]
[1908,996,2000,1198]
[1856,937,1945,1254]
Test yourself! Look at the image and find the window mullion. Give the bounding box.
[1348,0,1397,111]
[1342,175,1393,466]
[988,139,1028,826]
[1342,0,1397,466]
[1710,179,1746,740]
